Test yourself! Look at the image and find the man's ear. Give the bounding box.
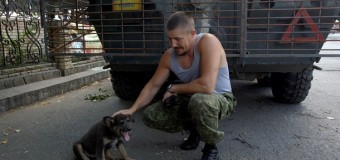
[103,116,114,127]
[191,29,196,36]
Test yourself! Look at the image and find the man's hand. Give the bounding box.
[112,109,134,117]
[163,90,176,102]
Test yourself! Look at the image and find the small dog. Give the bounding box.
[73,114,134,160]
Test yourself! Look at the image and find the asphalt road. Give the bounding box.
[0,56,339,160]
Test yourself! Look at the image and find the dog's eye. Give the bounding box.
[119,120,124,124]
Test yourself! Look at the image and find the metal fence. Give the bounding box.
[0,0,46,69]
[43,0,104,56]
[41,0,340,60]
[3,0,337,69]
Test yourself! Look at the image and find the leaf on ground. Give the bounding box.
[327,117,335,120]
[1,138,8,144]
[3,132,9,136]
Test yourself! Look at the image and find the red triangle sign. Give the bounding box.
[280,6,325,43]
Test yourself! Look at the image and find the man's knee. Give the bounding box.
[188,93,219,115]
[142,102,185,133]
[142,101,163,127]
[142,106,154,124]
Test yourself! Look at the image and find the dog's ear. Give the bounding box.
[103,116,114,127]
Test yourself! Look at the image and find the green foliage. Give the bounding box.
[84,88,111,101]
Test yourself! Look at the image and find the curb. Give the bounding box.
[0,67,110,113]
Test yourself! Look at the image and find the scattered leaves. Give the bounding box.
[41,101,51,105]
[155,152,163,155]
[84,88,110,101]
[2,127,21,137]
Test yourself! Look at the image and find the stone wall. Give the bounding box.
[0,63,60,90]
[0,57,107,90]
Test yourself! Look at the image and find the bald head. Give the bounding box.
[166,11,195,33]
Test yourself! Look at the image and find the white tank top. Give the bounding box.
[170,33,232,93]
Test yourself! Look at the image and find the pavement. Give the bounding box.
[0,56,339,159]
[0,66,110,113]
[0,58,339,159]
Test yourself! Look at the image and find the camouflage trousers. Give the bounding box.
[143,92,237,145]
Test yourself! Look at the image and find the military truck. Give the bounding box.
[83,0,340,103]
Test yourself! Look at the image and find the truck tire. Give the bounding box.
[271,68,313,104]
[110,70,152,101]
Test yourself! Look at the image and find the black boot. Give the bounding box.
[180,126,200,150]
[201,144,219,160]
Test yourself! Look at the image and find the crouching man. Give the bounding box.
[113,11,237,160]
